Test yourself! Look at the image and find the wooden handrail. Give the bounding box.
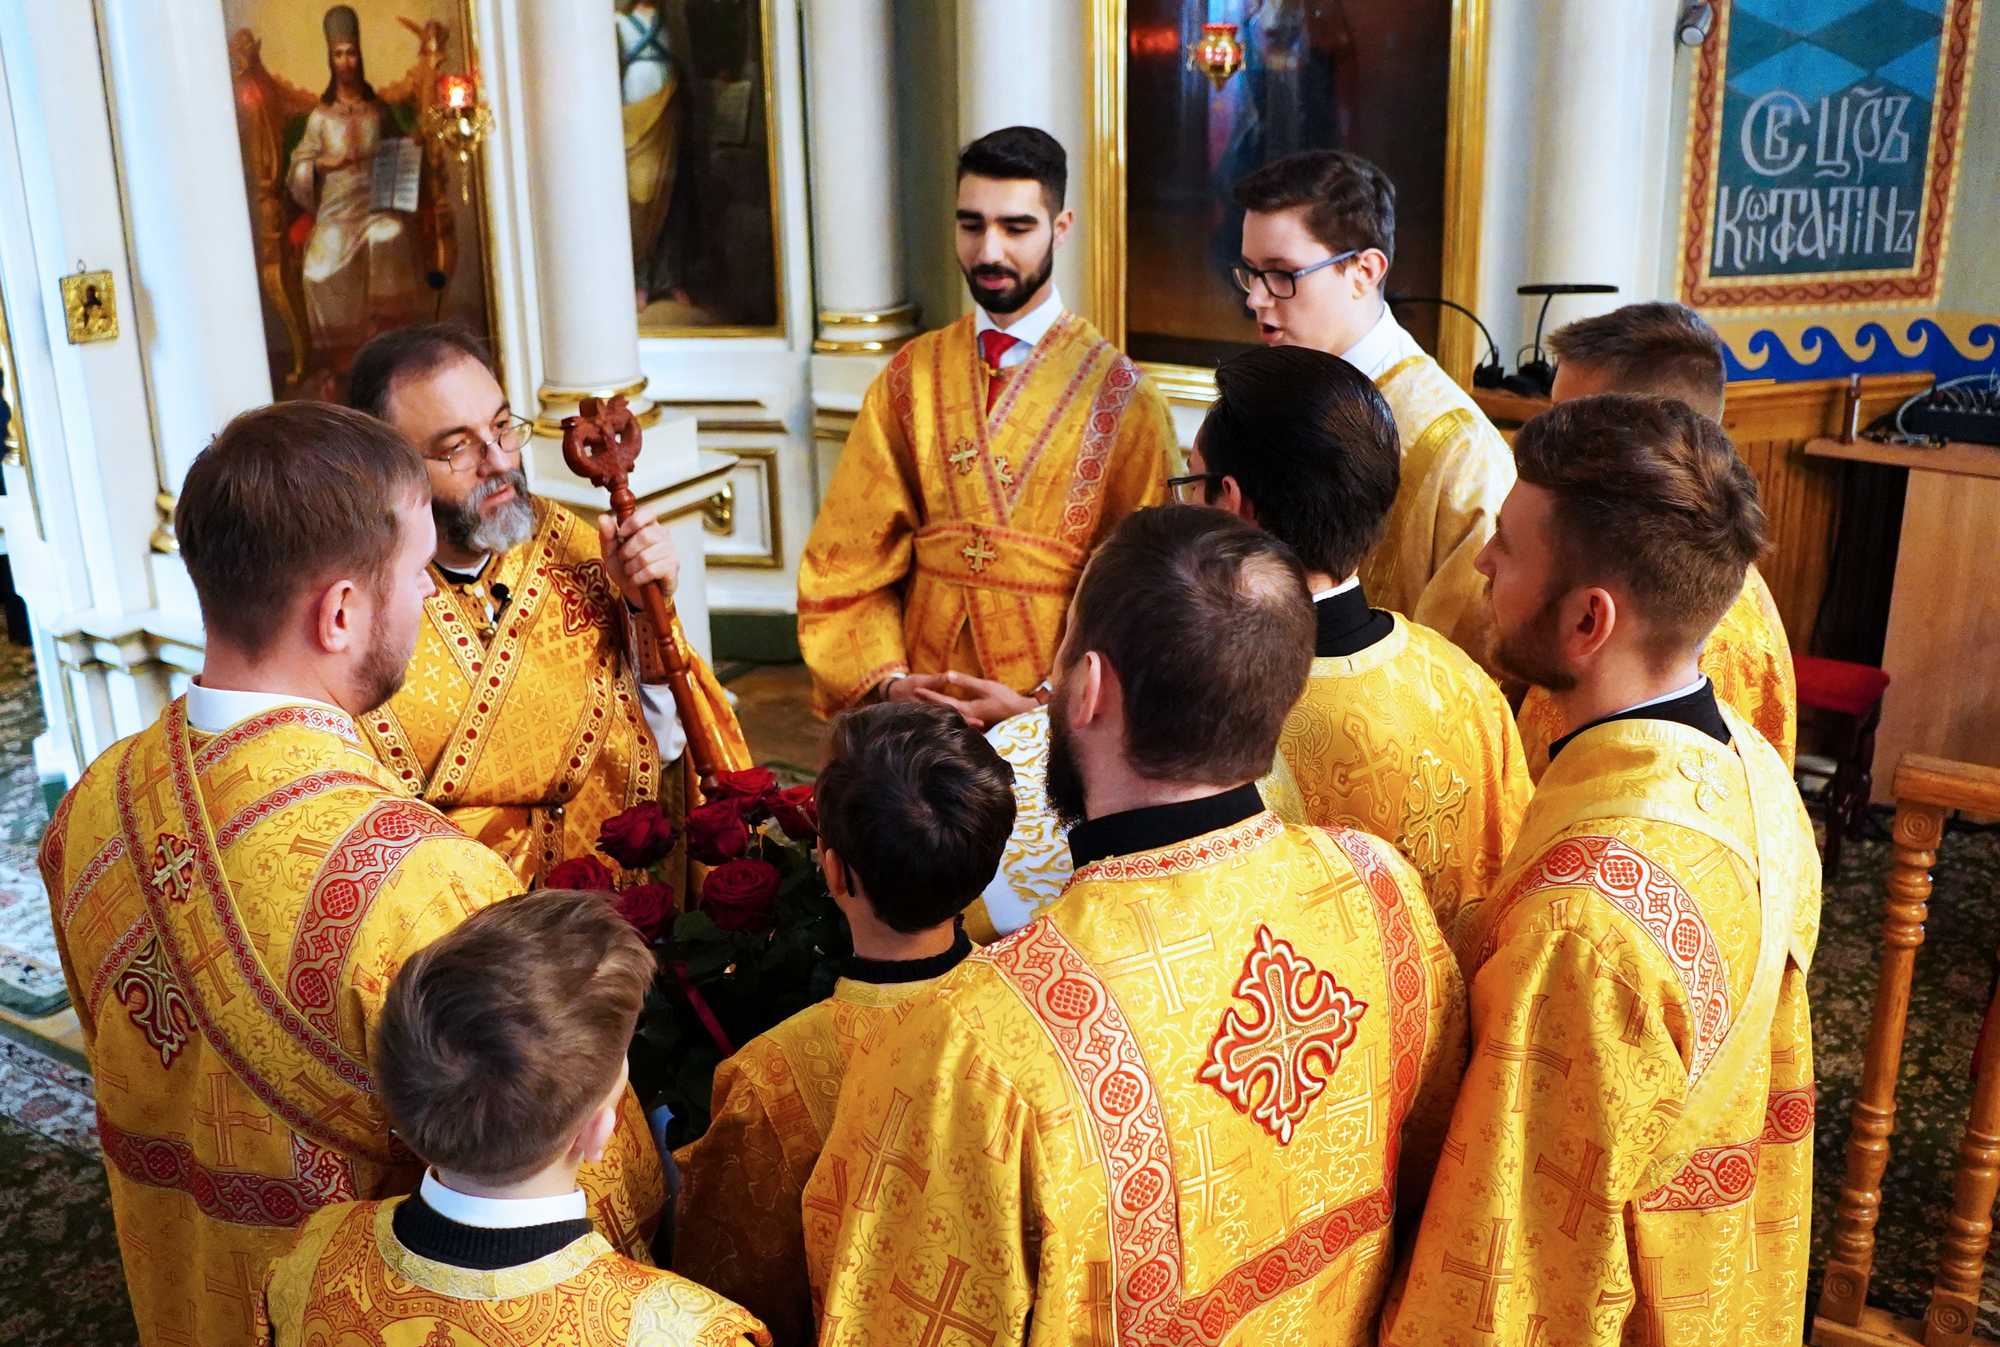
[1894,755,2000,816]
[1815,753,2000,1346]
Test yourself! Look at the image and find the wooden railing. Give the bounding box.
[1815,754,2000,1347]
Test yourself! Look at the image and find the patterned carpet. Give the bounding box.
[0,643,62,1017]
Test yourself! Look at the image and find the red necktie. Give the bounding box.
[979,329,1020,413]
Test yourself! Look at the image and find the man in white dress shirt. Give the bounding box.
[1233,150,1515,676]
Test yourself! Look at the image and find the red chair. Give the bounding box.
[1793,654,1891,873]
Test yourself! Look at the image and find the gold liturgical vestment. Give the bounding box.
[1360,354,1516,673]
[1518,565,1796,781]
[805,812,1467,1345]
[973,706,1310,942]
[672,975,949,1346]
[1381,699,1820,1347]
[1278,612,1531,936]
[261,1198,769,1346]
[364,496,748,883]
[797,313,1176,715]
[39,699,667,1347]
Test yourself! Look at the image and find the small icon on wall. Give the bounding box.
[60,268,117,345]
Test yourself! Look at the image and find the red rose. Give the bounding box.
[598,801,678,870]
[544,856,617,892]
[612,882,674,944]
[701,859,781,933]
[711,767,779,823]
[771,783,818,843]
[684,798,750,866]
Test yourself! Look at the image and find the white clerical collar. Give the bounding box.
[1335,303,1423,382]
[420,1171,587,1228]
[975,283,1065,355]
[1615,674,1711,717]
[1310,576,1361,602]
[437,554,493,584]
[185,682,347,736]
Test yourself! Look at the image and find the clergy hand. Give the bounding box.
[598,512,681,605]
[910,673,1038,730]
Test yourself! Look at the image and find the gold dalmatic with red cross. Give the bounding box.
[796,312,1177,716]
[1516,565,1798,781]
[673,977,944,1347]
[261,1198,770,1347]
[802,815,1467,1345]
[1380,701,1821,1347]
[363,496,748,883]
[39,699,667,1347]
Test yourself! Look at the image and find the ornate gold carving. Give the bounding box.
[60,270,118,345]
[150,492,179,555]
[706,444,783,570]
[702,480,735,535]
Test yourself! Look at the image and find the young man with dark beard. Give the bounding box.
[797,127,1176,727]
[347,324,748,887]
[805,506,1465,1347]
[1381,395,1820,1346]
[38,404,665,1347]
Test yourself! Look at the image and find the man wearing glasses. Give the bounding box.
[1228,151,1515,679]
[346,323,745,886]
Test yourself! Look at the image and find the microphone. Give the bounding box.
[1511,282,1621,398]
[1386,293,1505,388]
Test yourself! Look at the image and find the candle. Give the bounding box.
[439,74,475,111]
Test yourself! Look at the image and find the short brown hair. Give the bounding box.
[1201,346,1401,578]
[1513,394,1765,658]
[374,890,654,1183]
[1232,150,1396,268]
[177,402,428,659]
[1548,302,1727,421]
[1065,505,1313,784]
[346,322,493,422]
[816,703,1014,932]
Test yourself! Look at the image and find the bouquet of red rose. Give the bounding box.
[545,769,846,1147]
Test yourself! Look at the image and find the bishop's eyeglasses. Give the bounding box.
[425,413,533,473]
[1230,248,1361,299]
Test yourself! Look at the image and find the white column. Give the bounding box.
[804,0,916,348]
[516,0,645,403]
[956,0,1091,328]
[1479,0,1681,354]
[509,0,725,658]
[98,0,270,494]
[959,0,1055,141]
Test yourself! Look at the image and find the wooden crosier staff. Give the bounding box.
[561,395,729,784]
